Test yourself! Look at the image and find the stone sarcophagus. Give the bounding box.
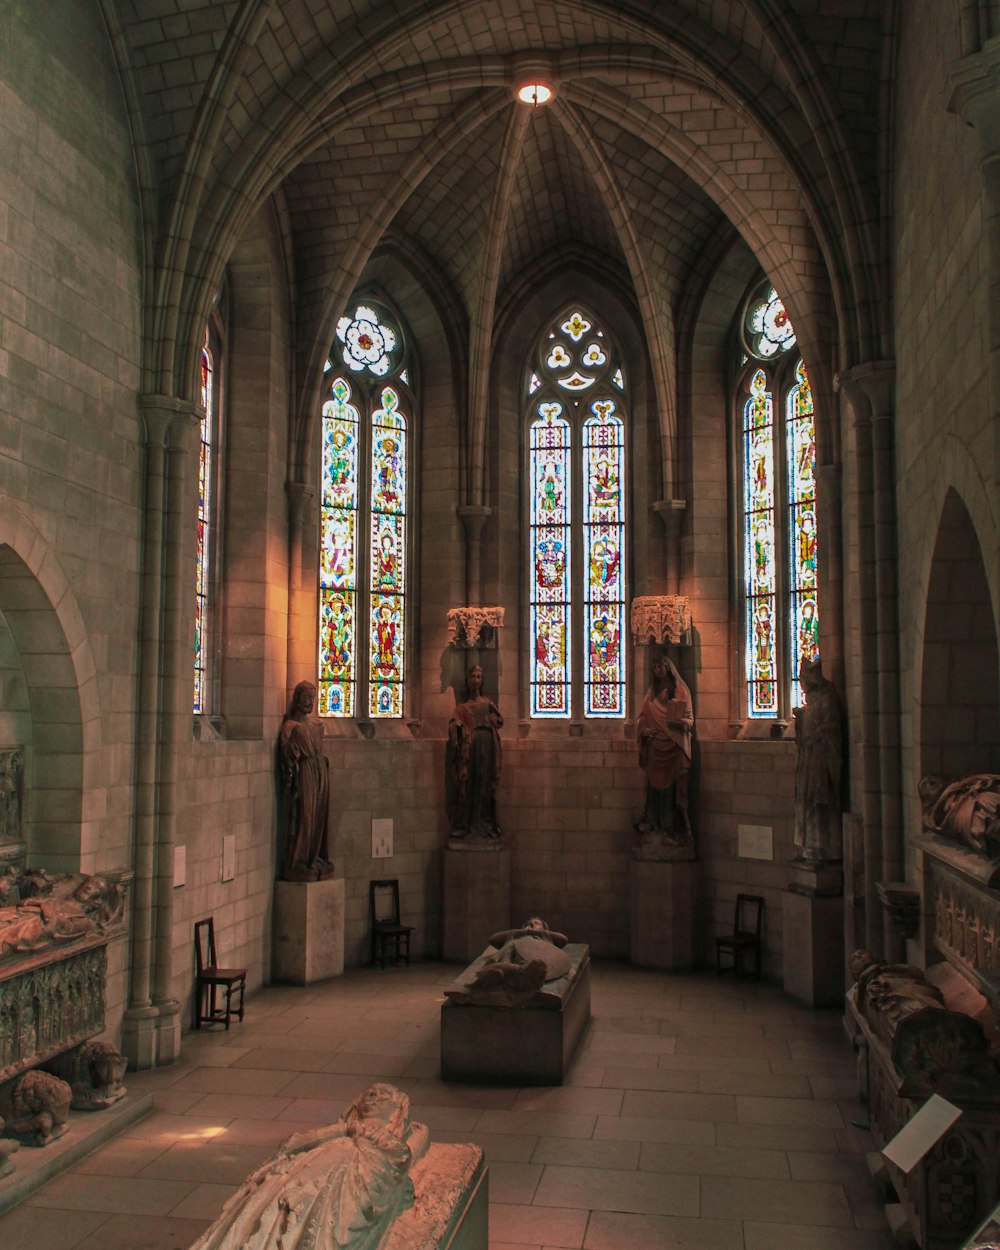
[0,866,130,1084]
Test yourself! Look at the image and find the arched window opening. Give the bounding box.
[194,318,224,715]
[319,302,411,719]
[528,308,626,719]
[738,282,819,720]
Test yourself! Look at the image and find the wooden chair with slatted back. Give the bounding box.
[715,894,765,979]
[194,918,247,1029]
[369,879,413,968]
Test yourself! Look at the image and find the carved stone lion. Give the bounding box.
[70,1040,127,1111]
[10,1070,72,1146]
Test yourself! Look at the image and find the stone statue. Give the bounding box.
[470,918,572,994]
[189,1082,429,1250]
[0,894,94,962]
[635,655,694,855]
[9,1070,72,1146]
[0,868,126,963]
[919,773,1000,856]
[0,1120,17,1179]
[69,1040,127,1110]
[279,680,334,882]
[793,658,843,861]
[445,664,503,842]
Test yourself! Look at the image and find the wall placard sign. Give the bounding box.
[372,818,393,859]
[738,823,773,861]
[882,1093,962,1175]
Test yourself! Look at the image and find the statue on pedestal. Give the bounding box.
[189,1083,429,1250]
[634,655,694,859]
[445,664,503,843]
[919,772,1000,857]
[793,658,843,862]
[279,681,334,882]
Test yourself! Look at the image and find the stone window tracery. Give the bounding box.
[319,301,411,719]
[738,281,819,719]
[528,307,627,719]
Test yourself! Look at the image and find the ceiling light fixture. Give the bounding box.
[517,82,553,106]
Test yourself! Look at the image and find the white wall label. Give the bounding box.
[222,834,235,882]
[738,823,773,860]
[883,1094,962,1175]
[173,844,186,888]
[372,818,393,859]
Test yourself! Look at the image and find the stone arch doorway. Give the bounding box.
[0,540,91,871]
[920,488,1000,781]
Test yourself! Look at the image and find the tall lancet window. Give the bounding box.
[738,282,819,718]
[528,309,627,719]
[319,302,411,719]
[194,321,223,714]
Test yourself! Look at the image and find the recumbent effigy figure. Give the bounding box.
[189,1083,429,1250]
[919,772,1000,857]
[849,949,1000,1095]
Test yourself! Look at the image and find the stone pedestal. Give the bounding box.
[783,862,844,1006]
[273,876,345,984]
[629,858,697,970]
[442,844,510,963]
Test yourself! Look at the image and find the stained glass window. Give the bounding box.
[320,302,410,719]
[738,285,820,718]
[743,370,777,717]
[528,308,627,719]
[194,323,222,716]
[787,360,819,706]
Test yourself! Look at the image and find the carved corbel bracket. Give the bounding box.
[446,606,505,649]
[630,595,692,646]
[877,880,921,940]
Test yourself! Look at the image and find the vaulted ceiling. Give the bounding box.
[102,0,888,412]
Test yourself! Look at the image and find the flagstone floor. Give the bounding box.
[0,961,895,1250]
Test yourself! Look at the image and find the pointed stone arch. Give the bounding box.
[0,511,100,870]
[920,488,1000,780]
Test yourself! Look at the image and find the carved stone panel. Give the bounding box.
[0,940,108,1082]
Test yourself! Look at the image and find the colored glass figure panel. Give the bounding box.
[788,361,819,706]
[530,403,571,717]
[194,344,213,714]
[368,594,403,718]
[319,377,360,715]
[583,403,625,717]
[744,372,777,716]
[319,589,355,717]
[368,389,406,717]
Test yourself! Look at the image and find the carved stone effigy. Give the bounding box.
[189,1083,486,1250]
[629,595,692,646]
[441,922,591,1084]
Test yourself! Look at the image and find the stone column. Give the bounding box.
[838,362,901,962]
[286,480,316,692]
[123,394,198,1070]
[457,504,491,607]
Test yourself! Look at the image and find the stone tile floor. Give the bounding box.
[0,962,895,1250]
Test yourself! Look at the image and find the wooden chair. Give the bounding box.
[369,879,413,968]
[194,918,247,1029]
[715,894,765,979]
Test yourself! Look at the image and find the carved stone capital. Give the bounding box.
[456,505,492,545]
[949,37,1000,159]
[138,394,198,450]
[652,498,686,536]
[836,361,895,424]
